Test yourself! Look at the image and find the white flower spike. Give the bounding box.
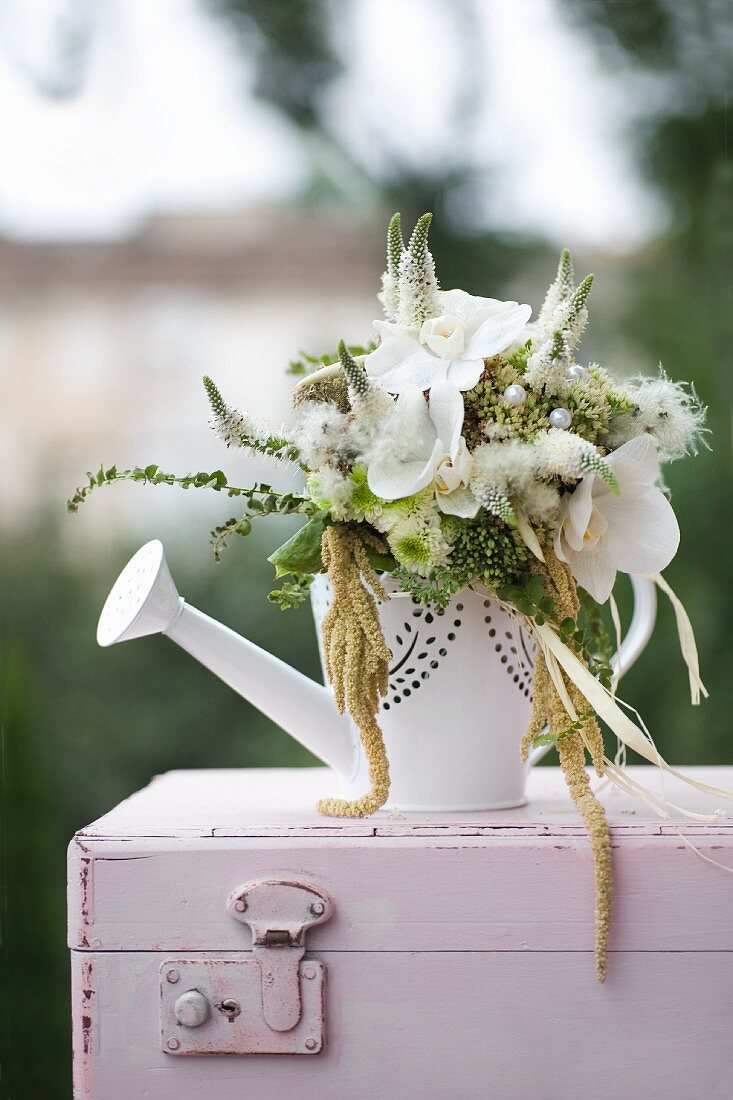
[365,288,532,395]
[554,436,680,603]
[366,380,480,517]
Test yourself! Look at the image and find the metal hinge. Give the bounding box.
[160,879,333,1056]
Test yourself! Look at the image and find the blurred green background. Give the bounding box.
[1,1,731,1096]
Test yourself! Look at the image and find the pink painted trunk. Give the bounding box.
[69,766,733,1099]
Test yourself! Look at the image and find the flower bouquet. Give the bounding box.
[71,212,719,980]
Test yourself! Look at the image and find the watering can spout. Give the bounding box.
[97,540,357,778]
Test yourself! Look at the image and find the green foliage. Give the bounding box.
[68,463,229,511]
[287,349,329,376]
[498,571,555,625]
[212,487,317,562]
[68,464,313,516]
[390,565,466,611]
[288,342,376,378]
[268,573,315,610]
[495,576,613,687]
[531,729,559,749]
[365,544,397,574]
[268,514,329,578]
[211,516,253,561]
[576,586,616,690]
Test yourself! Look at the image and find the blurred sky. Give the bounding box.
[0,0,664,247]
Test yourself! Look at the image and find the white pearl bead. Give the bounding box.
[549,407,572,430]
[503,384,527,407]
[565,365,586,382]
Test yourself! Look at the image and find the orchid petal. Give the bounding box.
[465,302,533,359]
[392,385,439,457]
[599,486,680,574]
[367,455,436,500]
[437,486,481,518]
[563,546,618,604]
[366,332,446,393]
[554,525,569,562]
[428,380,464,455]
[563,479,595,552]
[607,435,661,488]
[439,289,518,327]
[372,321,418,340]
[446,357,485,390]
[450,435,474,480]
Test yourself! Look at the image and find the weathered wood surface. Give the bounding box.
[69,831,733,954]
[72,949,733,1100]
[69,766,733,954]
[76,765,733,837]
[69,766,733,1099]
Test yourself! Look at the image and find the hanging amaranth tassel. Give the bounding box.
[316,525,393,818]
[520,547,613,982]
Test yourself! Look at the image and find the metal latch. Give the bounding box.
[160,879,333,1056]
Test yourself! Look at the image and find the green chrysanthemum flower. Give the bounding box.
[388,517,451,577]
[348,465,383,523]
[378,488,437,533]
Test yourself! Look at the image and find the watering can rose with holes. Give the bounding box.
[77,211,719,981]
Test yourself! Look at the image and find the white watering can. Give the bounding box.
[97,540,657,813]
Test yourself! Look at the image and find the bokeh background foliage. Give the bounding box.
[1,1,731,1096]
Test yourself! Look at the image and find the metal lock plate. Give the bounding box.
[160,879,333,1056]
[160,957,325,1055]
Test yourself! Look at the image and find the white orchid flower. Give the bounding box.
[554,435,680,603]
[366,380,480,517]
[365,289,532,395]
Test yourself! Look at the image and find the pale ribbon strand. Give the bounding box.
[533,623,733,806]
[601,760,733,874]
[648,572,708,704]
[544,649,578,721]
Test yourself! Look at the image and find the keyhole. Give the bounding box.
[218,998,241,1023]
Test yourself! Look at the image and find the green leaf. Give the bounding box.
[497,584,524,603]
[365,547,397,574]
[268,515,329,578]
[532,731,557,748]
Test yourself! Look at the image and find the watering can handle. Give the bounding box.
[528,574,658,766]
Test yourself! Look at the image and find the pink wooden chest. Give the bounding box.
[68,765,733,1099]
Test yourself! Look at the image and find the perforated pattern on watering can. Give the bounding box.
[310,576,535,709]
[311,576,538,811]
